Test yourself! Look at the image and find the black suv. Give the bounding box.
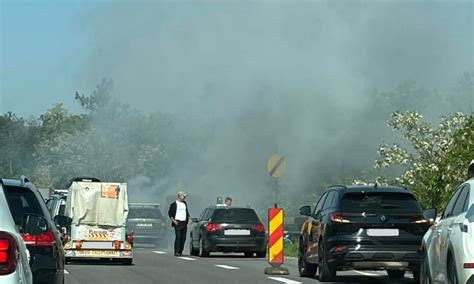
[298,185,436,282]
[190,206,266,257]
[1,176,72,284]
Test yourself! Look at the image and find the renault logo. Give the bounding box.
[380,215,388,223]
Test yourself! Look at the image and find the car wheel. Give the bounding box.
[317,243,336,282]
[420,252,432,284]
[447,255,458,284]
[256,251,266,258]
[190,239,199,256]
[298,253,317,278]
[199,238,209,257]
[387,270,405,279]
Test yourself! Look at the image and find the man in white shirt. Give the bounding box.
[168,191,192,256]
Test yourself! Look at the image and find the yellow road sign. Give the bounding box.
[267,154,286,178]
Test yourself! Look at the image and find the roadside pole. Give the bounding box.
[265,154,289,275]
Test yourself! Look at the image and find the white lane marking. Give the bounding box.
[215,264,240,270]
[353,270,380,277]
[178,256,196,261]
[64,269,69,275]
[267,277,302,284]
[153,251,167,254]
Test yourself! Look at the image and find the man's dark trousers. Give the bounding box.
[174,221,187,254]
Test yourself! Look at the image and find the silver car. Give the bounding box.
[421,179,474,284]
[0,183,33,284]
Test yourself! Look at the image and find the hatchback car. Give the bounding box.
[1,176,71,284]
[421,179,474,284]
[298,185,435,282]
[190,206,266,257]
[0,182,33,284]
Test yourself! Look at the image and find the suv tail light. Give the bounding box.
[21,229,55,246]
[0,232,18,276]
[330,213,352,224]
[464,263,474,269]
[251,224,265,232]
[206,223,223,232]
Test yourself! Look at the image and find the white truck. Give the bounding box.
[63,178,133,264]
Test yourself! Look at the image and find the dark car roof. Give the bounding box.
[327,185,413,195]
[208,206,255,210]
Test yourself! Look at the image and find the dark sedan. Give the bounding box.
[190,206,266,257]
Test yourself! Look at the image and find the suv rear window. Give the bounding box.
[4,186,44,225]
[212,208,260,223]
[341,192,421,213]
[128,208,164,219]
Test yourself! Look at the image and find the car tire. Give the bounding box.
[298,253,317,278]
[420,250,432,284]
[318,243,336,282]
[199,238,209,257]
[387,270,405,279]
[256,251,266,258]
[447,255,458,284]
[190,239,199,256]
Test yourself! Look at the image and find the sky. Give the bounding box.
[1,0,473,117]
[1,0,473,208]
[1,0,94,116]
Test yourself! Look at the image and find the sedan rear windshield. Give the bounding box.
[341,192,422,213]
[3,186,44,226]
[212,209,260,223]
[128,208,164,220]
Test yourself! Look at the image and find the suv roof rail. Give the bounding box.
[326,184,347,189]
[20,175,30,185]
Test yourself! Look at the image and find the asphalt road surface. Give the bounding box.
[65,247,417,284]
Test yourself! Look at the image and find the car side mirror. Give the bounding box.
[299,205,312,216]
[423,208,437,222]
[22,214,48,235]
[54,215,72,227]
[191,217,198,223]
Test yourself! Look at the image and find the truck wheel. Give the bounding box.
[122,259,133,265]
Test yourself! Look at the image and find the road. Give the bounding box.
[65,247,417,284]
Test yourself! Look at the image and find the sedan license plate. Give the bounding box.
[367,229,399,236]
[224,229,250,236]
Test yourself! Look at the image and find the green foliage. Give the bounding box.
[284,241,299,257]
[0,112,39,178]
[372,111,472,210]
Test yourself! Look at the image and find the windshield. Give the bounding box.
[128,208,164,219]
[341,192,422,214]
[212,208,260,223]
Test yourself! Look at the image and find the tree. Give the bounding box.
[0,112,39,178]
[372,111,470,209]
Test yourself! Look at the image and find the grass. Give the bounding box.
[284,240,299,257]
